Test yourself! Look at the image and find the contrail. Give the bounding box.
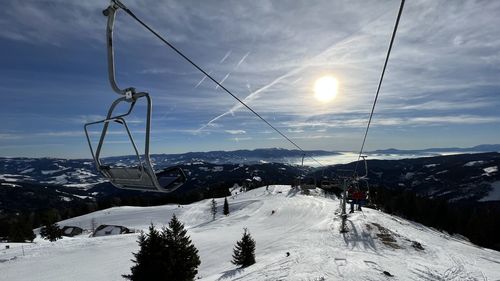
[235,52,250,69]
[215,73,231,90]
[194,70,213,88]
[291,77,303,85]
[197,31,369,132]
[219,50,232,63]
[197,67,303,132]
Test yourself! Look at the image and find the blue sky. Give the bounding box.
[1,0,499,158]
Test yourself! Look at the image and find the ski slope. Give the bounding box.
[1,185,499,281]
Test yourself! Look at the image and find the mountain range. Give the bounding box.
[370,144,500,155]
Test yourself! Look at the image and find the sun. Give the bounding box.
[314,76,338,102]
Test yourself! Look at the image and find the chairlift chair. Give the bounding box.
[84,1,186,193]
[347,155,370,205]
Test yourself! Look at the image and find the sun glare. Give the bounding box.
[314,76,338,102]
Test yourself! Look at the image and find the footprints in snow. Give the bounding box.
[334,258,347,277]
[334,258,393,278]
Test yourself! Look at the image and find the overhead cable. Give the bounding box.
[110,0,325,168]
[353,0,405,176]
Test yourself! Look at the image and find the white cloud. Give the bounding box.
[0,133,23,140]
[225,130,246,135]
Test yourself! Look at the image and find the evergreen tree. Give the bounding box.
[164,214,201,281]
[223,197,229,216]
[40,223,62,242]
[124,224,170,281]
[211,198,217,221]
[8,220,35,242]
[124,215,200,281]
[232,228,256,267]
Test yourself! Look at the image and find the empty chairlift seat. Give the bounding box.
[84,93,187,193]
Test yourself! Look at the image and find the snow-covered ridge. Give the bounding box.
[1,185,499,281]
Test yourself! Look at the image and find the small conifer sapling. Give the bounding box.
[232,228,256,267]
[223,197,229,216]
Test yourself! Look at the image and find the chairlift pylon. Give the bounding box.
[84,0,186,193]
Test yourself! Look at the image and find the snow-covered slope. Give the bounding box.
[1,185,499,281]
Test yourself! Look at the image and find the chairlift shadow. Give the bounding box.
[341,219,378,253]
[217,268,244,280]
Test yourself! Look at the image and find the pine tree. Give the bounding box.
[123,224,170,281]
[223,197,229,216]
[232,228,256,267]
[124,216,200,281]
[40,222,62,242]
[211,198,217,221]
[164,214,201,281]
[8,220,35,242]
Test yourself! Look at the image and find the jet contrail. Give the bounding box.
[197,31,368,132]
[235,52,250,69]
[219,50,232,63]
[215,73,231,90]
[194,70,213,88]
[196,67,303,132]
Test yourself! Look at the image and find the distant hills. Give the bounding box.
[1,150,499,221]
[0,148,333,189]
[370,144,500,155]
[314,152,500,203]
[1,145,499,190]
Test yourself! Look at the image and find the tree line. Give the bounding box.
[0,182,233,242]
[369,186,500,251]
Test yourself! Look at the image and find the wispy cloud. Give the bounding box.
[2,0,500,157]
[0,133,23,140]
[225,130,246,135]
[282,115,500,129]
[230,137,252,142]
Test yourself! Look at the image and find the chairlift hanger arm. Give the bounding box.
[103,1,136,96]
[360,155,368,179]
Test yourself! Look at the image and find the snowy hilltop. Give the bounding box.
[1,185,499,280]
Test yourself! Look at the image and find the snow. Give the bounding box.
[479,181,500,202]
[72,194,91,200]
[1,185,499,281]
[464,161,485,167]
[0,174,26,182]
[63,183,95,189]
[483,166,498,175]
[0,183,21,188]
[424,164,438,168]
[41,170,61,175]
[59,196,72,202]
[213,166,224,172]
[404,172,414,180]
[19,168,35,174]
[43,174,69,185]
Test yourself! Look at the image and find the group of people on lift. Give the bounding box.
[347,185,368,213]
